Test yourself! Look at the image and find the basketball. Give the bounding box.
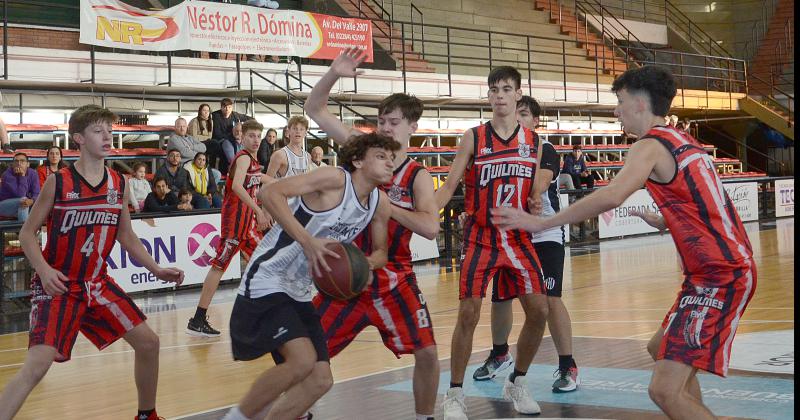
[312,242,371,300]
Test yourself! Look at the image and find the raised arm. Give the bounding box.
[305,47,368,145]
[390,169,440,239]
[434,128,474,209]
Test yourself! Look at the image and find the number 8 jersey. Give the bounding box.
[463,122,538,227]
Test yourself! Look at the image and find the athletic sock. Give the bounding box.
[193,306,207,322]
[136,409,156,420]
[492,343,509,358]
[416,414,434,420]
[509,369,526,382]
[222,406,249,420]
[558,354,574,371]
[449,382,463,389]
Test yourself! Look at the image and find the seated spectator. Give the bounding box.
[36,146,66,187]
[256,127,278,172]
[184,152,222,208]
[222,122,244,167]
[562,145,594,189]
[669,114,679,127]
[188,103,213,143]
[177,188,194,211]
[0,153,40,222]
[168,117,206,164]
[128,162,152,213]
[155,148,213,209]
[309,146,328,170]
[143,177,190,212]
[210,98,252,173]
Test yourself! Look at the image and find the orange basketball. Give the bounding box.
[312,242,371,300]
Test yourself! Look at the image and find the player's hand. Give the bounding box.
[527,196,543,216]
[330,46,367,78]
[457,212,468,229]
[630,208,665,230]
[20,198,34,208]
[39,267,69,296]
[302,237,340,278]
[255,208,272,230]
[155,267,184,286]
[491,206,546,232]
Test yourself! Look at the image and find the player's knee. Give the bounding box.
[524,295,549,320]
[457,299,481,328]
[308,364,334,396]
[648,375,681,407]
[134,330,160,355]
[646,341,659,361]
[414,346,438,367]
[22,359,53,384]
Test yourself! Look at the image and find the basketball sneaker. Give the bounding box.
[502,375,541,414]
[443,387,468,420]
[472,352,514,381]
[552,365,579,393]
[186,316,221,337]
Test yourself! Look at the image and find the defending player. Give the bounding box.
[435,67,549,419]
[492,65,756,420]
[221,132,396,420]
[0,105,184,420]
[266,116,313,178]
[187,119,270,337]
[305,46,440,420]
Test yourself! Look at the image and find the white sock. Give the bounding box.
[222,406,250,420]
[416,414,434,420]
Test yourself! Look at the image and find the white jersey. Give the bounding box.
[281,146,312,177]
[533,140,565,245]
[239,169,380,301]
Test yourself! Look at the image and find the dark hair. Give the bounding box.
[178,187,193,198]
[153,176,168,187]
[132,162,147,172]
[166,148,181,156]
[516,95,541,116]
[266,128,277,137]
[378,93,423,123]
[611,65,676,117]
[572,144,582,151]
[193,152,207,163]
[220,98,233,107]
[68,105,117,141]
[197,103,212,133]
[45,146,67,169]
[488,66,522,89]
[13,152,28,161]
[338,132,401,172]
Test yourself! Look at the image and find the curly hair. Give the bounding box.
[338,132,401,172]
[611,65,676,117]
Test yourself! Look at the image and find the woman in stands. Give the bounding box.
[36,146,66,187]
[188,103,213,143]
[128,162,152,213]
[184,152,221,208]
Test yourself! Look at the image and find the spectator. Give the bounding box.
[184,152,222,208]
[128,162,152,213]
[188,103,214,143]
[256,127,278,172]
[0,153,39,222]
[210,98,252,173]
[0,117,10,153]
[155,149,194,200]
[222,122,244,166]
[36,146,66,187]
[309,146,328,170]
[143,177,188,212]
[177,188,195,211]
[669,114,679,127]
[562,145,594,189]
[167,117,206,164]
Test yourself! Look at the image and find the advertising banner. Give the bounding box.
[598,189,661,239]
[410,234,439,261]
[774,179,794,217]
[722,182,759,222]
[80,0,374,61]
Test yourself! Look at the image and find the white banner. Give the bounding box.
[598,189,662,239]
[723,182,760,222]
[80,0,374,60]
[774,179,794,217]
[410,234,439,261]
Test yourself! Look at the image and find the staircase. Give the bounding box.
[739,95,794,141]
[748,0,794,94]
[533,0,628,76]
[332,0,435,73]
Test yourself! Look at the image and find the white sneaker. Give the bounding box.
[502,375,541,414]
[443,387,468,420]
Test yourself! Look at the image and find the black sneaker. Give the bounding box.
[186,316,221,337]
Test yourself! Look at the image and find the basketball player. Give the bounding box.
[187,119,270,337]
[305,46,440,420]
[266,116,313,178]
[435,66,549,419]
[492,65,757,420]
[0,105,184,420]
[221,132,396,420]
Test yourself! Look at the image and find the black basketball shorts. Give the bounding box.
[491,241,566,301]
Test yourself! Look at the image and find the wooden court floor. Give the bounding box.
[0,219,794,419]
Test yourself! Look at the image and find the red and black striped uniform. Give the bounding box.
[211,150,263,269]
[314,158,435,357]
[29,166,146,362]
[459,122,545,299]
[644,126,757,377]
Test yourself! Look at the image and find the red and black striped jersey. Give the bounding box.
[221,150,262,239]
[44,166,125,281]
[464,122,538,227]
[644,126,753,281]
